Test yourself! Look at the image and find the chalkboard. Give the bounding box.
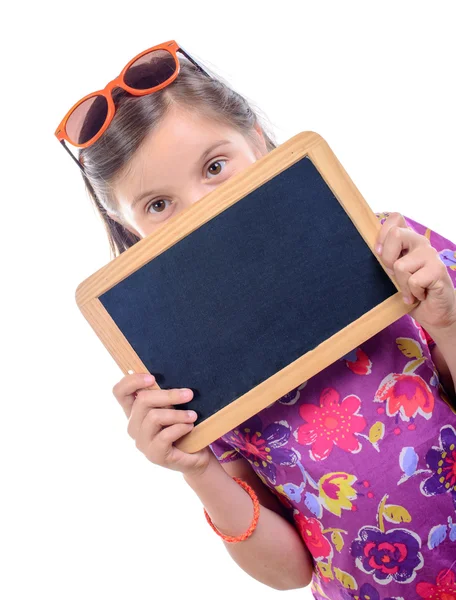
[76,132,413,453]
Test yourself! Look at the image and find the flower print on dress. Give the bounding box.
[226,415,297,485]
[439,248,456,271]
[350,494,423,585]
[318,472,358,517]
[427,516,456,550]
[375,371,434,421]
[266,458,320,513]
[397,446,429,486]
[420,424,456,510]
[374,338,434,427]
[274,451,319,507]
[416,568,456,599]
[351,526,423,585]
[341,348,372,376]
[296,387,367,461]
[293,512,333,561]
[301,468,360,530]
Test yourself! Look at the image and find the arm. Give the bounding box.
[183,453,313,591]
[374,212,456,403]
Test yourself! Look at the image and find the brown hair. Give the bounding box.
[80,57,277,258]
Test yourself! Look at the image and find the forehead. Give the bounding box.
[114,106,245,190]
[138,106,240,160]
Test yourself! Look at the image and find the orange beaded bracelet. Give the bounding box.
[203,477,260,543]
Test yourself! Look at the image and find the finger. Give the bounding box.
[135,408,198,447]
[392,252,427,303]
[408,258,450,303]
[112,373,157,417]
[127,388,194,438]
[376,212,407,254]
[393,246,443,303]
[146,423,196,464]
[381,227,428,272]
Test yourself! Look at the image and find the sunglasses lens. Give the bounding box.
[66,95,109,145]
[124,49,177,90]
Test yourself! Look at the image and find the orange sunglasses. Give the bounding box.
[55,40,210,172]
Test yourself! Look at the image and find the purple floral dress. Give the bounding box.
[209,214,456,600]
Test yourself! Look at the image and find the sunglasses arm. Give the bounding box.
[60,140,86,173]
[178,46,211,78]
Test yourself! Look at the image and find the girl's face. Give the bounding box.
[111,105,268,238]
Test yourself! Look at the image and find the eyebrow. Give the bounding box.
[130,139,231,210]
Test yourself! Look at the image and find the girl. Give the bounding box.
[56,41,456,598]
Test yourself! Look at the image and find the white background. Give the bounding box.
[3,1,456,598]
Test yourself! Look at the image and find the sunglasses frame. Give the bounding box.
[55,40,210,172]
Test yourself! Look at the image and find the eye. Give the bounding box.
[207,159,226,178]
[146,198,172,215]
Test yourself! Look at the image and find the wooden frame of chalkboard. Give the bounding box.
[76,131,414,453]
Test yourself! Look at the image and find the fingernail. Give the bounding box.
[403,295,411,304]
[187,410,198,419]
[144,374,155,383]
[180,389,193,399]
[376,243,383,255]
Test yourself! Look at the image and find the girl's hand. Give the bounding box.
[375,212,456,332]
[112,373,213,476]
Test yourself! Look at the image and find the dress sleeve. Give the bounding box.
[209,436,242,464]
[376,212,456,349]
